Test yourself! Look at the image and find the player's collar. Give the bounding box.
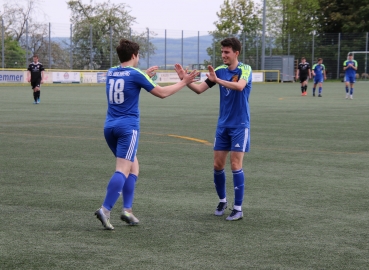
[33,62,40,65]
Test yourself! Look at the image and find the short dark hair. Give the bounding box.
[220,37,241,53]
[116,39,139,63]
[33,54,38,58]
[301,57,306,60]
[348,53,353,56]
[318,58,323,61]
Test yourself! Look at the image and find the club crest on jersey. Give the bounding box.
[231,75,238,82]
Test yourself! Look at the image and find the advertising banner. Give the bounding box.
[157,73,181,83]
[0,71,25,83]
[81,72,98,83]
[252,72,264,83]
[52,72,80,83]
[97,72,107,83]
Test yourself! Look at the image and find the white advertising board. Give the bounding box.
[252,72,264,82]
[81,72,98,83]
[157,73,181,83]
[53,72,81,83]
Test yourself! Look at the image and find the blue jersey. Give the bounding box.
[343,60,358,77]
[210,62,252,128]
[312,63,325,78]
[104,66,156,129]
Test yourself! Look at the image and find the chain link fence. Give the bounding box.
[1,21,368,79]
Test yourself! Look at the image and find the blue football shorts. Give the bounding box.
[214,127,250,152]
[345,75,356,84]
[314,77,323,84]
[104,126,139,161]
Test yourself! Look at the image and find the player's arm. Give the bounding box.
[308,68,311,79]
[41,70,45,83]
[207,65,247,91]
[174,63,209,94]
[323,66,327,80]
[149,69,199,99]
[27,70,31,82]
[295,68,299,79]
[352,61,358,70]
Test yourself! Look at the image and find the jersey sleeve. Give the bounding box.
[134,69,156,92]
[322,64,325,70]
[343,60,348,67]
[27,64,31,71]
[240,64,251,81]
[40,64,45,71]
[354,60,358,68]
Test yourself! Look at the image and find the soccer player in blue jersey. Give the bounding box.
[311,58,326,97]
[95,38,199,230]
[175,37,252,221]
[343,53,358,99]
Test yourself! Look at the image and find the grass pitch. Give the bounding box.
[0,82,368,269]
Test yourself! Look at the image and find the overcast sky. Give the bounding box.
[1,0,228,33]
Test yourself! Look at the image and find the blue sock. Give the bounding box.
[345,86,349,93]
[350,88,354,95]
[319,87,322,94]
[102,171,126,211]
[313,88,315,94]
[214,169,226,200]
[123,174,138,209]
[233,169,245,206]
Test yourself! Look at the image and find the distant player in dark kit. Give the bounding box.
[27,55,45,104]
[296,57,311,96]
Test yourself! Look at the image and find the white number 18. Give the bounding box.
[108,78,125,104]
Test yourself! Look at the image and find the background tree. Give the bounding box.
[318,0,369,33]
[206,0,261,67]
[67,0,155,70]
[0,37,26,68]
[0,0,68,68]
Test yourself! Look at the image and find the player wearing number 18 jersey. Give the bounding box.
[95,38,198,230]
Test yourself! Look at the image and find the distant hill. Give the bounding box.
[51,34,214,69]
[144,35,213,68]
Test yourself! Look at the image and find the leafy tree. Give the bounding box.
[206,0,261,67]
[318,0,369,33]
[67,0,155,70]
[0,0,68,68]
[0,37,26,68]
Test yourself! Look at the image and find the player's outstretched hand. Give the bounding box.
[206,65,217,82]
[174,64,186,80]
[146,66,158,78]
[182,69,199,84]
[41,80,44,84]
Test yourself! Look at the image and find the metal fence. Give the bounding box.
[1,21,368,79]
